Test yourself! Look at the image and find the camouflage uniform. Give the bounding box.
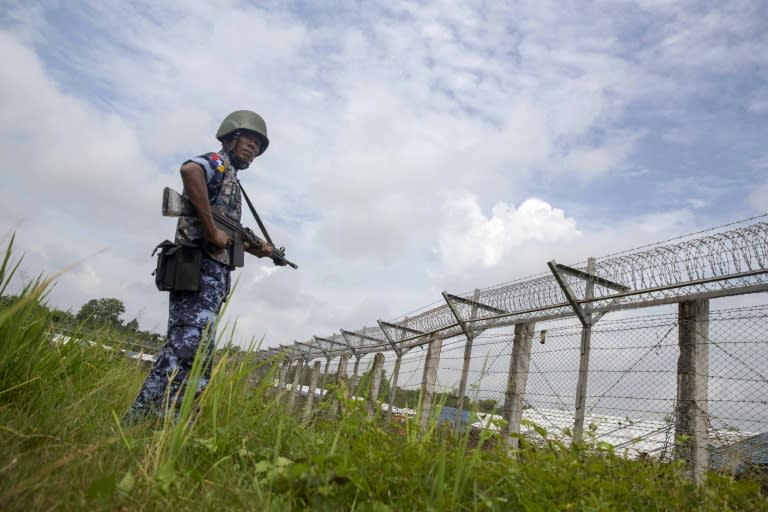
[126,151,240,423]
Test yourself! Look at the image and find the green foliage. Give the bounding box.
[476,398,499,413]
[125,318,140,332]
[1,236,767,511]
[1,288,166,354]
[392,387,469,410]
[76,297,126,327]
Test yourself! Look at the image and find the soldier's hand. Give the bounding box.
[207,227,231,249]
[245,240,272,258]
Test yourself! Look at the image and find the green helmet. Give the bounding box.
[216,110,270,155]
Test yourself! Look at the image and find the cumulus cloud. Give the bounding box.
[437,194,580,271]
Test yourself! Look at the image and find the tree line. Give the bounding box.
[0,294,165,352]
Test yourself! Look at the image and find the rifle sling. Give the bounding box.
[236,178,274,247]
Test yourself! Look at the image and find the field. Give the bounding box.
[1,242,767,511]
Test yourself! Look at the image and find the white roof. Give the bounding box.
[472,408,756,460]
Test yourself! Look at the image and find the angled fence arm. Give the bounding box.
[377,320,402,356]
[442,291,472,340]
[548,259,590,327]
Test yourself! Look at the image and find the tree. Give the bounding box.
[393,387,421,408]
[125,318,139,332]
[476,399,499,413]
[49,308,76,329]
[76,298,126,327]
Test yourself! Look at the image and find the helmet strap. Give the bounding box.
[224,132,250,170]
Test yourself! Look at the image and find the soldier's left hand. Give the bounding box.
[245,240,273,258]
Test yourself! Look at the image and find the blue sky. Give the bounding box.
[1,0,766,348]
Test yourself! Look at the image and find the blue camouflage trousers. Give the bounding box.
[125,258,230,423]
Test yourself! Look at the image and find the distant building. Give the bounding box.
[710,432,768,475]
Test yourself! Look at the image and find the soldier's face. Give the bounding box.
[233,131,262,164]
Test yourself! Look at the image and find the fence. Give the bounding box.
[258,217,768,482]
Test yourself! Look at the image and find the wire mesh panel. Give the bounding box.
[380,350,422,389]
[577,310,680,458]
[366,304,768,460]
[436,332,515,407]
[525,322,582,412]
[707,306,768,434]
[585,315,679,420]
[379,347,426,409]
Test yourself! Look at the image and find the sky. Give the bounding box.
[1,0,767,350]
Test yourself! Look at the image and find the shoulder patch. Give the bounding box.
[207,152,227,173]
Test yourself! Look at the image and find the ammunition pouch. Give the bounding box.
[152,240,203,292]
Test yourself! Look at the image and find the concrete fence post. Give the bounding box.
[419,335,444,430]
[367,353,385,419]
[675,298,710,484]
[337,355,349,383]
[287,359,304,412]
[303,360,322,421]
[502,321,535,448]
[573,257,596,442]
[331,354,350,417]
[278,358,290,394]
[320,356,331,390]
[453,289,481,428]
[386,353,403,423]
[351,356,362,398]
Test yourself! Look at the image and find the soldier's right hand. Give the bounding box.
[206,227,231,249]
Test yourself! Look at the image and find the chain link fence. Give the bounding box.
[368,303,768,460]
[267,219,768,479]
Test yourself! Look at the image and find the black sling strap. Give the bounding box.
[236,178,275,247]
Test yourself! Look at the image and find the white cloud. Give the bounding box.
[0,1,765,349]
[60,263,104,297]
[748,182,768,212]
[249,265,280,285]
[0,30,172,330]
[559,131,640,179]
[436,194,580,272]
[636,2,767,74]
[687,198,709,209]
[632,209,696,234]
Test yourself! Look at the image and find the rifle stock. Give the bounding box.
[162,187,298,269]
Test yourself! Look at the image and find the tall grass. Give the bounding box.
[0,236,766,511]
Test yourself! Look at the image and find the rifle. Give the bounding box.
[162,187,298,269]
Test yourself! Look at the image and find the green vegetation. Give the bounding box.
[1,287,166,353]
[1,236,767,511]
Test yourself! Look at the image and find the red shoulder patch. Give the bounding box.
[209,152,226,173]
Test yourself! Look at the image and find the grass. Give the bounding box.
[1,236,767,511]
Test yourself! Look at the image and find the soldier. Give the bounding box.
[124,110,273,423]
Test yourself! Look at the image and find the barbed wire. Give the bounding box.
[268,220,768,361]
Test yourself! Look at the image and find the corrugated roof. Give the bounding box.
[710,432,768,473]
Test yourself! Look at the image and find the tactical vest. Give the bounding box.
[175,151,241,267]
